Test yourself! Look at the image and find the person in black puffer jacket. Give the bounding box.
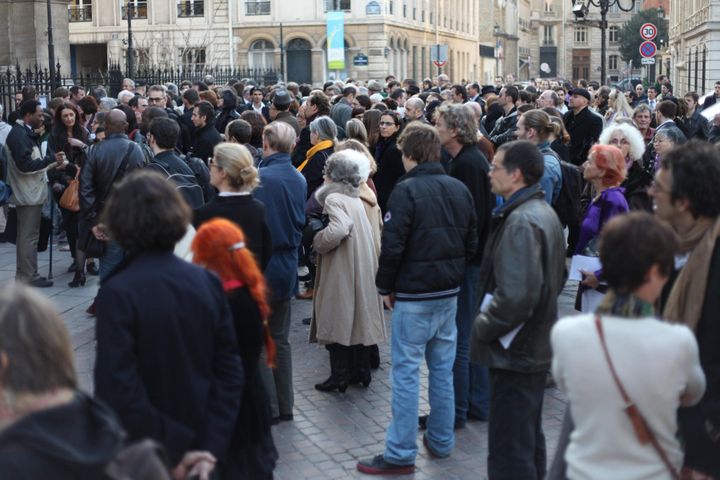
[358,123,476,475]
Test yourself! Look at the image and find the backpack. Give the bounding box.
[540,144,582,226]
[0,144,12,206]
[148,161,205,210]
[180,153,215,203]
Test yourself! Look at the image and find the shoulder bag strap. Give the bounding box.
[111,143,135,185]
[594,315,680,479]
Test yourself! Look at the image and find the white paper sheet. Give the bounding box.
[569,255,602,281]
[581,289,605,313]
[480,293,524,350]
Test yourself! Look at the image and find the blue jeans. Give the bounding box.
[453,264,489,424]
[99,240,124,281]
[384,296,458,465]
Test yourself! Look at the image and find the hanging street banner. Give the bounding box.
[327,11,345,70]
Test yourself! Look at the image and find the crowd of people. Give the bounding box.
[0,71,719,479]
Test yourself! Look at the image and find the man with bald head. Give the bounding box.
[80,109,145,300]
[403,98,427,125]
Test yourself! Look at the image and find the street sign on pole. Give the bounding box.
[641,58,656,65]
[640,23,657,41]
[639,40,657,58]
[430,44,448,75]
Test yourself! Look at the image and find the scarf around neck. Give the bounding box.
[664,216,720,331]
[297,140,333,172]
[596,290,655,319]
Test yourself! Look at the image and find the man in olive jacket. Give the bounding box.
[471,140,566,480]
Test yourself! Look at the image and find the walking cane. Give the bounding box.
[48,186,54,280]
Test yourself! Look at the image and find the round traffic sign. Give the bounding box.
[640,23,657,41]
[433,60,447,67]
[639,40,657,58]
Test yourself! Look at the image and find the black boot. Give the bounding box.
[351,345,372,387]
[369,344,380,369]
[315,344,350,393]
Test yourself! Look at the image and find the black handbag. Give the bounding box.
[4,207,51,252]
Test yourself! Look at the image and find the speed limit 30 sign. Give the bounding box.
[640,23,657,41]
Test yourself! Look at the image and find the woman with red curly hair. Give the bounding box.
[575,144,629,311]
[191,218,278,480]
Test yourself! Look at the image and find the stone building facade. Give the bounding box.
[68,0,488,85]
[0,0,71,70]
[668,0,719,96]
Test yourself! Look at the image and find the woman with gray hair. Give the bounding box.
[298,116,337,199]
[310,151,386,393]
[599,122,651,211]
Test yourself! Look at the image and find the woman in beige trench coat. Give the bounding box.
[309,151,386,393]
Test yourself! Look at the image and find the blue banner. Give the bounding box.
[327,11,345,70]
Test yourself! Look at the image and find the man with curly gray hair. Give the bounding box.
[433,103,494,431]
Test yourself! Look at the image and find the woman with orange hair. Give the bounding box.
[191,218,278,480]
[575,144,630,311]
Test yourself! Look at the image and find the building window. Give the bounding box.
[181,48,206,70]
[543,25,554,45]
[68,0,92,21]
[421,9,425,21]
[609,26,619,43]
[544,0,553,12]
[127,48,151,69]
[388,0,393,14]
[178,0,204,16]
[245,0,270,15]
[122,0,147,19]
[325,0,350,11]
[413,6,416,19]
[249,40,275,69]
[430,11,433,23]
[609,55,618,70]
[403,3,407,17]
[574,26,588,45]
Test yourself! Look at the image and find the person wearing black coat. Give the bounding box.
[562,89,603,167]
[193,143,273,269]
[191,100,222,164]
[373,112,406,214]
[94,171,244,472]
[215,89,241,135]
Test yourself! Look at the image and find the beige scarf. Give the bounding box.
[664,216,720,331]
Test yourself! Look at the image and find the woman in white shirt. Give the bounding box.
[551,212,706,480]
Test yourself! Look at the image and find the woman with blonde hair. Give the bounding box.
[193,142,272,269]
[605,89,635,124]
[345,118,369,145]
[192,219,279,479]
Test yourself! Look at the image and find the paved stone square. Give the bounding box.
[0,240,576,479]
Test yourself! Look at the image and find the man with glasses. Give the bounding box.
[148,85,191,154]
[650,141,720,479]
[472,140,565,480]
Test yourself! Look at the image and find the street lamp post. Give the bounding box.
[46,0,57,90]
[573,0,635,85]
[126,1,134,79]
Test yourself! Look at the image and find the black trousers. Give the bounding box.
[488,368,547,480]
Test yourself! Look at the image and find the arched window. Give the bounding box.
[249,39,275,69]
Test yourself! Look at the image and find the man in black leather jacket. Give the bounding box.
[80,109,144,280]
[471,140,566,480]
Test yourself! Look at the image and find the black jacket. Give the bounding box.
[563,106,604,166]
[443,144,493,264]
[662,239,720,475]
[683,110,711,140]
[301,144,333,199]
[79,133,145,224]
[483,102,505,133]
[191,122,222,164]
[291,125,312,167]
[376,162,478,300]
[193,194,273,269]
[148,150,205,209]
[0,392,124,479]
[94,251,244,466]
[373,135,406,214]
[488,107,518,147]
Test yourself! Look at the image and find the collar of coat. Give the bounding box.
[493,183,545,219]
[315,181,360,207]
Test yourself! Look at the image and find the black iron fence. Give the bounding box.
[0,63,279,120]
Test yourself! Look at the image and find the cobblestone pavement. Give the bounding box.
[0,240,577,479]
